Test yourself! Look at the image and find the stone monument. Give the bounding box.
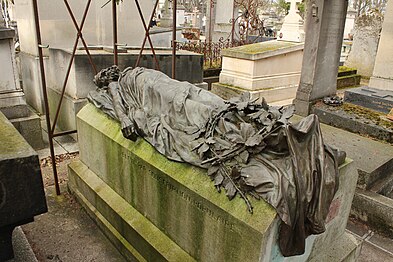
[343,1,393,122]
[277,0,305,43]
[212,41,304,103]
[0,23,43,148]
[0,111,47,261]
[294,0,349,116]
[369,2,393,91]
[68,101,362,261]
[344,10,384,77]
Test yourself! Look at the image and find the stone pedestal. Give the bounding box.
[68,103,362,261]
[0,111,47,261]
[0,27,43,149]
[369,2,393,91]
[212,41,304,103]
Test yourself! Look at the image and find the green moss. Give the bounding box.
[0,112,35,159]
[341,103,393,129]
[227,41,297,55]
[338,66,356,73]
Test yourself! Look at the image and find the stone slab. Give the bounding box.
[68,161,195,262]
[344,87,393,113]
[351,189,393,238]
[0,28,15,40]
[211,82,297,103]
[10,110,45,150]
[71,103,361,261]
[313,105,393,144]
[0,111,47,260]
[221,41,303,61]
[0,111,47,226]
[0,91,29,119]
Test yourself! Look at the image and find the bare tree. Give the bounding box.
[353,0,388,16]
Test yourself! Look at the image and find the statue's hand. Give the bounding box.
[121,118,138,141]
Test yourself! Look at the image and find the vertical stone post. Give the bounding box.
[369,1,393,91]
[293,0,348,116]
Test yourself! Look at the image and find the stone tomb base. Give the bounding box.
[68,104,362,261]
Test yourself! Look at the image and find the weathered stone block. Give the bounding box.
[69,104,362,261]
[344,87,393,113]
[0,111,47,260]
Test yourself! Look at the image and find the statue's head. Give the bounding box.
[93,65,121,88]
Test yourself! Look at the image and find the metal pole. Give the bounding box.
[171,0,177,79]
[112,0,118,65]
[32,0,61,195]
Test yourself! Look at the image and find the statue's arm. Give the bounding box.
[108,82,138,141]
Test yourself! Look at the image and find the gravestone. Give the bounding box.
[344,11,384,77]
[211,41,304,103]
[68,103,362,261]
[344,2,393,115]
[277,0,305,42]
[0,111,47,261]
[0,25,43,149]
[369,2,393,91]
[294,0,348,116]
[207,0,238,42]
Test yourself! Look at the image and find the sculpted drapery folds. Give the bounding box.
[88,66,344,257]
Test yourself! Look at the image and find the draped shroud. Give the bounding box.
[88,66,342,257]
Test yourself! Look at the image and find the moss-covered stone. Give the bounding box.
[226,41,298,55]
[76,104,276,261]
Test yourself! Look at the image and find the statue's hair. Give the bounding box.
[93,65,122,88]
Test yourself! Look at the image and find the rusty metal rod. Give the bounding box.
[32,0,61,195]
[63,0,97,74]
[134,0,160,70]
[112,0,118,65]
[51,0,92,133]
[172,0,177,79]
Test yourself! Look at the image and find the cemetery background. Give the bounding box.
[2,0,392,260]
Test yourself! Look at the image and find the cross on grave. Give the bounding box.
[287,0,301,14]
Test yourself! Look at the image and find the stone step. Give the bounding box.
[351,189,393,238]
[68,161,195,262]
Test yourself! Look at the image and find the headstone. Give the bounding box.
[0,26,43,149]
[68,103,362,261]
[294,0,349,116]
[207,0,238,42]
[344,11,384,77]
[211,41,304,103]
[277,0,305,42]
[369,1,393,91]
[0,111,47,261]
